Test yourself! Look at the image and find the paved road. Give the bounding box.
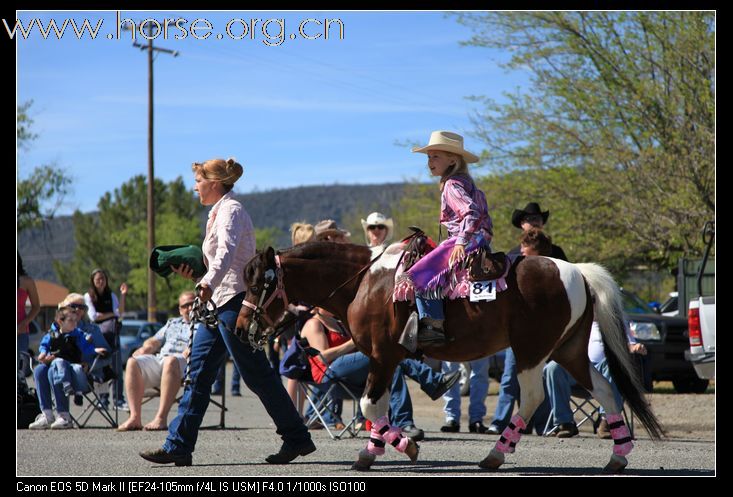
[17,363,715,477]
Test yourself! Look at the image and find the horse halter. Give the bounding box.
[241,254,289,349]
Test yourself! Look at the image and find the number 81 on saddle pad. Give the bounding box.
[470,280,497,302]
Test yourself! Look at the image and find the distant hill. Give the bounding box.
[18,182,407,284]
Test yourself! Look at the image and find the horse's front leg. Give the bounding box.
[480,361,546,470]
[353,367,419,471]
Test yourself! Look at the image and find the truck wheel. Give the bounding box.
[672,377,710,394]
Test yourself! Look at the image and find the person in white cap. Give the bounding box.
[401,131,494,345]
[360,212,394,255]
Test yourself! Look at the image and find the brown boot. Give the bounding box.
[417,318,449,345]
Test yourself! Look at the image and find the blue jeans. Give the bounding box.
[442,359,489,423]
[491,347,518,430]
[390,358,447,427]
[163,293,310,456]
[416,298,444,321]
[212,359,242,393]
[33,359,89,413]
[544,358,623,426]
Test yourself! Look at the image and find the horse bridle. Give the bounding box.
[241,254,289,349]
[241,247,387,349]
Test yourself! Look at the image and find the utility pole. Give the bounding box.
[125,21,179,322]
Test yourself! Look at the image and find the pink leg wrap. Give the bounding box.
[384,426,409,453]
[367,416,389,456]
[495,414,526,454]
[606,413,633,456]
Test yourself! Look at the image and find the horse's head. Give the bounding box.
[236,246,289,349]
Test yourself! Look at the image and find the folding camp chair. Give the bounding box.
[71,354,119,428]
[140,363,227,429]
[282,337,363,440]
[543,384,634,438]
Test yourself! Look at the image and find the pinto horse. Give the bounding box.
[237,241,663,473]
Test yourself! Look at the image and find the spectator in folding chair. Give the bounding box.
[543,320,647,438]
[117,291,196,432]
[56,293,113,406]
[28,307,100,429]
[301,307,460,441]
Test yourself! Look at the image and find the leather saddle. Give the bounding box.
[401,226,436,271]
[467,247,507,281]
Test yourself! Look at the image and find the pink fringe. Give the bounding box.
[394,270,508,302]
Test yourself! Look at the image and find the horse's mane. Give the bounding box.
[280,242,373,266]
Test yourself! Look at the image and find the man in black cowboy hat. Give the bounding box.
[487,201,566,437]
[508,202,567,261]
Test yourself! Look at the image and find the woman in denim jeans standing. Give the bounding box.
[140,158,314,466]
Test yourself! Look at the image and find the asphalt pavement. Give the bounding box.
[16,362,715,477]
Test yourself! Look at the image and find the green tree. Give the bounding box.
[455,11,715,270]
[255,227,282,250]
[54,175,204,315]
[17,100,73,232]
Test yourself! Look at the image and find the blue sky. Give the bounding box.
[16,11,529,215]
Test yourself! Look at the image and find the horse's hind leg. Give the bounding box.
[480,362,546,470]
[587,364,632,473]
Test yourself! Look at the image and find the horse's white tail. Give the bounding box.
[574,263,632,375]
[575,262,664,439]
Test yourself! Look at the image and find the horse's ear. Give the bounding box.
[264,246,276,266]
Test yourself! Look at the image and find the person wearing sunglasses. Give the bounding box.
[29,308,96,429]
[360,212,394,255]
[117,291,196,432]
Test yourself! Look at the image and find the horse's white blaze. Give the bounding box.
[550,257,588,337]
[369,243,404,275]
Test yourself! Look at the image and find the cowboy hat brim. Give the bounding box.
[360,218,394,245]
[511,209,550,229]
[411,144,479,163]
[315,228,351,240]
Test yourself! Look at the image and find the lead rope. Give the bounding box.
[182,292,220,387]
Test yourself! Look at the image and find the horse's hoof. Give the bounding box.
[404,438,420,464]
[352,449,376,472]
[478,449,505,470]
[602,454,628,474]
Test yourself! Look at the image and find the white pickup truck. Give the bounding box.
[686,221,715,380]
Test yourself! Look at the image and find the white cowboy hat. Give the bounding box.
[412,130,479,163]
[360,212,394,246]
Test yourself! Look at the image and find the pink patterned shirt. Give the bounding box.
[440,175,493,245]
[200,191,256,307]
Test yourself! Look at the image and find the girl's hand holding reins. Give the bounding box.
[449,244,465,267]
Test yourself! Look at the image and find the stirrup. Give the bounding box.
[417,324,450,345]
